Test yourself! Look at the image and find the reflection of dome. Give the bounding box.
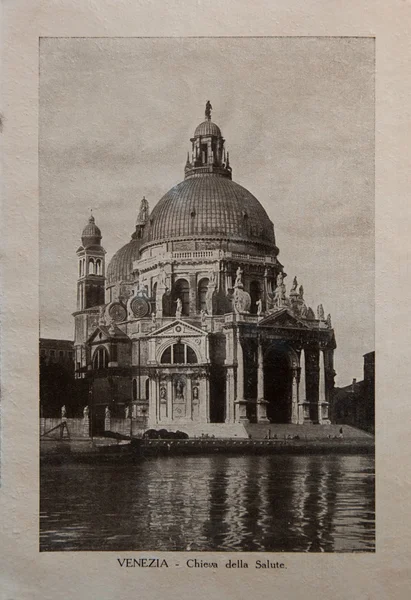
[81,215,101,247]
[194,120,222,137]
[106,239,141,286]
[141,176,276,249]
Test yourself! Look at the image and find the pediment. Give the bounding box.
[149,319,206,338]
[87,324,129,344]
[258,308,309,329]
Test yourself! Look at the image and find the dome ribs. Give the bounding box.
[141,176,276,248]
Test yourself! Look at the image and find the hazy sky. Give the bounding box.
[39,37,374,385]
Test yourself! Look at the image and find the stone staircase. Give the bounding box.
[244,423,374,441]
[157,423,249,439]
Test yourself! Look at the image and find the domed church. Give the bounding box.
[73,102,336,432]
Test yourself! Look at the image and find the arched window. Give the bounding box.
[88,258,95,275]
[145,378,150,400]
[96,259,102,275]
[93,346,108,370]
[250,281,261,315]
[187,346,197,364]
[160,343,198,365]
[174,279,190,316]
[174,342,185,364]
[160,347,172,364]
[197,278,209,313]
[132,378,137,401]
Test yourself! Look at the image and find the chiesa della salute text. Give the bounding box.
[73,102,336,434]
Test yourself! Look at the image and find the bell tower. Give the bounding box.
[76,213,106,310]
[74,214,106,378]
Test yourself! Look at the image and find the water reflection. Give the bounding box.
[40,455,375,552]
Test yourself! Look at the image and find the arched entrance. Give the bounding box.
[264,345,292,423]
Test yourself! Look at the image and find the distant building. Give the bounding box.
[40,338,74,366]
[40,339,85,417]
[331,351,375,433]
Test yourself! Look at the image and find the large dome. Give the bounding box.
[141,175,276,248]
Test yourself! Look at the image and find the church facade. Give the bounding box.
[73,104,336,431]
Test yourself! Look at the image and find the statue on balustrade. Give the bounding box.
[273,272,287,308]
[175,297,182,319]
[234,266,243,288]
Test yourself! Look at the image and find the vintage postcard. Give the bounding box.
[38,36,375,555]
[1,1,410,599]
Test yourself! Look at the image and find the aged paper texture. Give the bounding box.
[1,1,411,599]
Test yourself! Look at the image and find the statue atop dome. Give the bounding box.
[205,100,212,120]
[136,196,150,226]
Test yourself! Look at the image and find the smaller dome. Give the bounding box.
[194,120,222,138]
[81,215,102,247]
[106,238,141,287]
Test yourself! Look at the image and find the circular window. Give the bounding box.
[131,297,150,319]
[108,302,127,323]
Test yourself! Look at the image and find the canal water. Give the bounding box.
[40,454,375,552]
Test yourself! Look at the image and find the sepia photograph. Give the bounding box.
[39,37,375,553]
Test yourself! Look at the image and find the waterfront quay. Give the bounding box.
[40,423,374,464]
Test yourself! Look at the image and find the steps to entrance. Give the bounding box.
[149,423,249,439]
[244,423,374,441]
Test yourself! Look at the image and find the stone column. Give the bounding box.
[199,377,209,422]
[205,377,210,423]
[156,285,166,318]
[188,273,197,316]
[298,349,311,424]
[235,337,249,423]
[291,369,299,424]
[167,379,173,422]
[148,377,157,424]
[226,270,233,292]
[225,367,235,423]
[186,377,192,421]
[256,338,269,423]
[318,349,330,424]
